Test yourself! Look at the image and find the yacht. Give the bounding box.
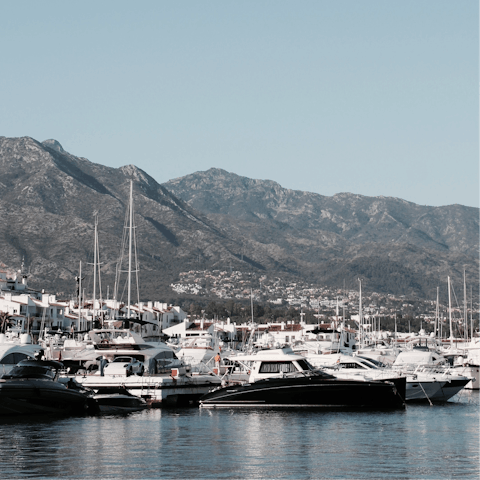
[91,387,148,414]
[73,364,222,407]
[310,352,468,403]
[391,348,472,402]
[199,348,405,409]
[175,334,218,366]
[0,357,92,415]
[49,328,182,375]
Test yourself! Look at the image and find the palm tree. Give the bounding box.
[0,312,12,333]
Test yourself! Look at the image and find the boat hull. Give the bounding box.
[73,372,221,407]
[405,376,471,402]
[200,376,406,409]
[453,364,479,390]
[0,379,89,415]
[429,378,472,402]
[93,392,147,414]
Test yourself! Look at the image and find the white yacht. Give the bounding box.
[72,363,222,407]
[307,351,470,403]
[175,334,218,367]
[47,328,181,375]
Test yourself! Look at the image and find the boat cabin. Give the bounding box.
[226,347,319,383]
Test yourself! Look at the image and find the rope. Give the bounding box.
[419,382,433,406]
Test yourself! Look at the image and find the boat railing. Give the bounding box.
[393,362,457,377]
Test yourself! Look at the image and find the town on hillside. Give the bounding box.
[171,269,478,336]
[0,264,477,341]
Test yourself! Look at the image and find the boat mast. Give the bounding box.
[250,288,254,324]
[92,213,98,327]
[127,180,133,319]
[470,286,473,341]
[463,269,467,341]
[358,279,363,348]
[78,261,82,332]
[435,286,439,340]
[448,276,453,349]
[394,313,397,349]
[335,297,339,331]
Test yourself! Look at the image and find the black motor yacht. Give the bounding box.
[200,348,406,409]
[0,357,93,415]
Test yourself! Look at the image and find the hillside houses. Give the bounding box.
[0,268,187,340]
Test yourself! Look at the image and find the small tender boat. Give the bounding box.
[92,387,148,414]
[200,348,405,409]
[0,358,91,416]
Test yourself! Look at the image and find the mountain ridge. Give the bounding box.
[0,136,477,301]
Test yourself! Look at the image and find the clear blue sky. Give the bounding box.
[1,1,478,207]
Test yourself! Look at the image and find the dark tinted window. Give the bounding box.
[296,359,313,371]
[259,362,297,374]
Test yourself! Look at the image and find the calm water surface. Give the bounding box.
[0,391,478,479]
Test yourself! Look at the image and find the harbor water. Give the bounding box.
[0,390,478,480]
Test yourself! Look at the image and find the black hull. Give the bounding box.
[93,389,147,414]
[200,376,406,409]
[94,397,147,414]
[0,380,89,416]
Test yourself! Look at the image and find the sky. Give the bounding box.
[1,1,478,207]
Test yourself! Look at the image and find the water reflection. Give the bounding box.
[0,391,477,479]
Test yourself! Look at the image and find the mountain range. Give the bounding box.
[0,136,478,303]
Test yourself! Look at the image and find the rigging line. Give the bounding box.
[450,283,462,313]
[449,283,464,337]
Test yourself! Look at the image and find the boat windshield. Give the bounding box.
[2,365,55,380]
[296,359,315,371]
[357,356,386,368]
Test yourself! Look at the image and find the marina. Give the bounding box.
[0,177,477,478]
[1,1,478,478]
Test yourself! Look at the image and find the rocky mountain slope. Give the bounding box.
[163,168,479,299]
[0,137,477,302]
[0,137,280,300]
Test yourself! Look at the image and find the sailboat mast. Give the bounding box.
[470,286,473,341]
[127,181,133,319]
[448,276,453,349]
[78,261,82,332]
[358,279,363,348]
[93,213,98,325]
[463,270,467,341]
[335,297,339,330]
[250,288,254,323]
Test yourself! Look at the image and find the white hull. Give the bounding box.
[72,372,221,406]
[452,364,479,390]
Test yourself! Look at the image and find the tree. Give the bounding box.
[0,312,12,333]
